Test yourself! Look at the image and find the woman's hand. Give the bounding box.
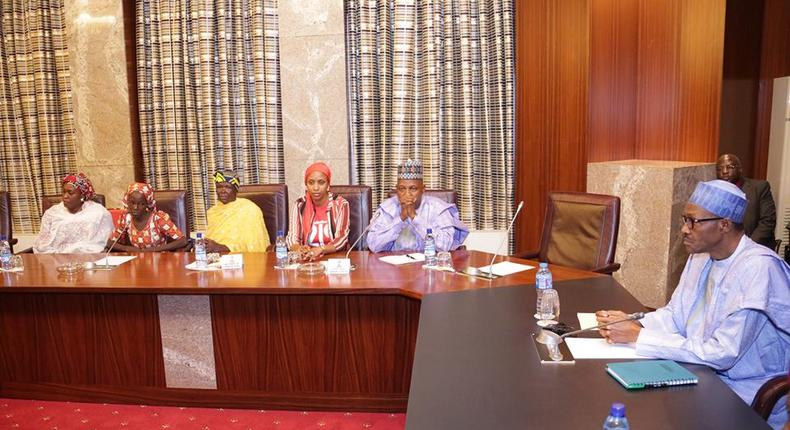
[303,246,325,261]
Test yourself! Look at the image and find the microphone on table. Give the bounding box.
[345,207,383,269]
[467,200,524,280]
[100,213,131,270]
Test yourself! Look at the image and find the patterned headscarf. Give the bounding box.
[213,171,241,190]
[122,182,156,210]
[302,162,332,243]
[62,173,96,200]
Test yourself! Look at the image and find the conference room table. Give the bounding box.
[0,251,770,429]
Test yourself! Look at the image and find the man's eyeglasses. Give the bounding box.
[681,215,723,229]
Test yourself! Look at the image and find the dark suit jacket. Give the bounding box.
[740,177,776,248]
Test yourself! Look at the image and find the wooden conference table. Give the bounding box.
[0,251,769,429]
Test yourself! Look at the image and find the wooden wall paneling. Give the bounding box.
[514,0,589,251]
[588,0,638,162]
[753,0,790,179]
[633,0,724,162]
[718,0,765,177]
[211,294,420,410]
[93,294,166,386]
[633,0,682,160]
[675,0,726,162]
[0,294,38,382]
[0,293,164,387]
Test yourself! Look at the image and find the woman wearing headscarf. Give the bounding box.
[286,162,350,260]
[205,171,270,252]
[33,173,114,253]
[108,182,187,252]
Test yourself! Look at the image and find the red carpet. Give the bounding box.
[0,398,406,429]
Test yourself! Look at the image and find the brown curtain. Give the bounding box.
[136,0,284,230]
[345,0,515,230]
[0,0,77,233]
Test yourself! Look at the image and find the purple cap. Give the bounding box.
[610,403,626,417]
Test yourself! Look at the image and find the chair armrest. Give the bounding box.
[592,262,621,275]
[10,238,17,246]
[16,247,34,254]
[751,375,789,420]
[513,249,539,259]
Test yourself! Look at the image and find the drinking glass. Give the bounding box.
[537,289,560,326]
[287,251,302,267]
[436,252,453,271]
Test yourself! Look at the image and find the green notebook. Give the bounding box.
[606,360,698,390]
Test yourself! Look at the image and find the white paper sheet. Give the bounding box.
[565,338,650,359]
[476,261,534,277]
[93,255,137,267]
[378,253,426,265]
[185,261,222,271]
[577,312,599,330]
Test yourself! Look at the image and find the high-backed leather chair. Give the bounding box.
[237,184,288,243]
[155,190,190,235]
[330,185,372,250]
[515,192,621,274]
[0,191,15,250]
[41,194,106,213]
[388,189,458,205]
[751,374,789,421]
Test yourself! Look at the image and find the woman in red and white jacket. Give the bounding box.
[285,162,350,261]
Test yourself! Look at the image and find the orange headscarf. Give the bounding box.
[301,162,332,244]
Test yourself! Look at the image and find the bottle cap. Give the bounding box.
[539,262,548,268]
[277,230,283,236]
[427,228,433,234]
[609,402,626,417]
[0,235,5,241]
[196,232,202,238]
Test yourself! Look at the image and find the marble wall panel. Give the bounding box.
[64,1,135,208]
[588,160,715,308]
[280,1,349,208]
[157,295,217,389]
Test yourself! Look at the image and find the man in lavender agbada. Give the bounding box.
[596,179,790,429]
[367,159,469,253]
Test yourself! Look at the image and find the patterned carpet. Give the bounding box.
[0,398,406,429]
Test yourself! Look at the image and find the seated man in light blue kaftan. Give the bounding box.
[367,159,469,253]
[596,179,790,429]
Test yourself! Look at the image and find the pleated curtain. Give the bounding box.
[0,0,77,233]
[345,0,515,230]
[136,0,284,230]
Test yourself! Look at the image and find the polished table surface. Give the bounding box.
[405,276,770,429]
[0,251,599,296]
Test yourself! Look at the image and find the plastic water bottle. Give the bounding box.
[424,228,437,267]
[603,403,629,429]
[0,235,12,270]
[194,232,207,269]
[275,230,288,268]
[535,262,557,320]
